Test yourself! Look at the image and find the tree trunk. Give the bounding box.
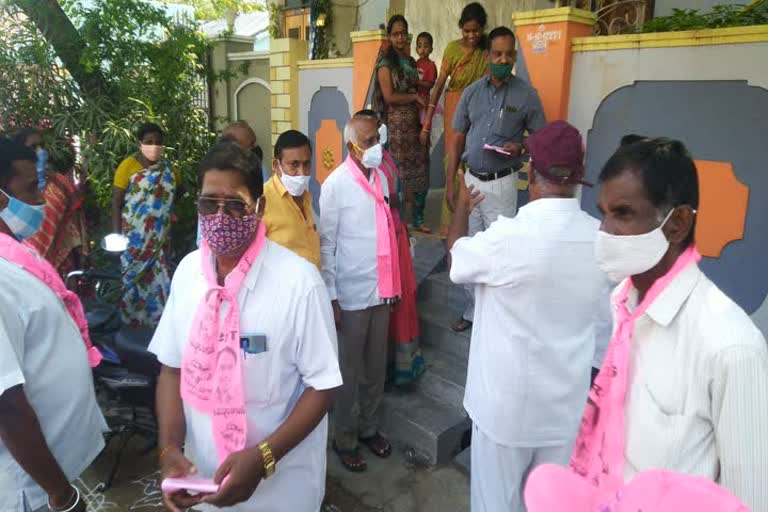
[12,0,111,98]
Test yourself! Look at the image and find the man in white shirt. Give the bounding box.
[448,121,612,512]
[150,142,342,511]
[319,112,394,472]
[585,137,768,510]
[0,139,106,512]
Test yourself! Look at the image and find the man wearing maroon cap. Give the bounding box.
[448,120,613,512]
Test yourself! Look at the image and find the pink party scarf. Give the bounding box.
[346,155,401,302]
[525,465,748,511]
[0,232,102,367]
[570,245,702,499]
[180,223,266,462]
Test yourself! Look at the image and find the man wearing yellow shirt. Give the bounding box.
[262,130,321,268]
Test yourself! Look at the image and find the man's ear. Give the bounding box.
[664,206,696,245]
[528,168,537,185]
[256,195,266,218]
[483,49,489,60]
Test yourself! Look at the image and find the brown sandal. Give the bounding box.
[359,433,392,458]
[451,318,473,332]
[333,441,367,472]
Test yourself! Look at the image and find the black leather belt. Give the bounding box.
[467,167,514,182]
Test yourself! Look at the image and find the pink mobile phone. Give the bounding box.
[483,143,512,156]
[161,477,219,494]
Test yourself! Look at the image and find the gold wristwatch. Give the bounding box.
[257,441,276,478]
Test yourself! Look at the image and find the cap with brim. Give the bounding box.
[528,120,593,187]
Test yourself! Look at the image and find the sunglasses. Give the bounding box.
[197,196,253,218]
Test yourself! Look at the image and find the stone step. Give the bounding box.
[419,345,467,411]
[417,271,466,311]
[411,235,447,285]
[418,300,471,363]
[454,446,471,476]
[380,388,470,466]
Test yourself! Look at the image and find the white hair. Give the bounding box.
[343,121,357,145]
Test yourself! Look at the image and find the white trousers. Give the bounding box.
[463,171,518,321]
[470,423,573,512]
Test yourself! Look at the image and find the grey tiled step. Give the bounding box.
[380,388,471,466]
[411,236,447,285]
[417,271,466,311]
[418,345,467,410]
[417,300,471,363]
[454,446,471,476]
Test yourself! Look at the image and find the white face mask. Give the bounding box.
[278,164,310,197]
[594,208,675,283]
[358,143,383,169]
[378,124,388,146]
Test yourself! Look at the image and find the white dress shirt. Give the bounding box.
[318,159,390,311]
[148,240,343,512]
[450,198,613,447]
[621,262,768,511]
[0,256,107,512]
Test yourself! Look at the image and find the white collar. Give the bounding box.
[641,262,702,327]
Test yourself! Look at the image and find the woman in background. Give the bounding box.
[111,122,179,327]
[372,15,430,232]
[419,2,488,236]
[23,136,89,277]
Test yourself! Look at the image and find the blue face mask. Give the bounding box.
[0,188,45,241]
[36,149,48,190]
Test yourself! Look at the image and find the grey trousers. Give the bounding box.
[333,304,390,451]
[470,423,574,512]
[463,171,518,321]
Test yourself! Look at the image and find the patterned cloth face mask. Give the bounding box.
[198,197,261,255]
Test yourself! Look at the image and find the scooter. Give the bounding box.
[66,234,160,491]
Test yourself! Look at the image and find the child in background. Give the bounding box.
[415,32,438,124]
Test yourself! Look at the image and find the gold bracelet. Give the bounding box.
[421,128,431,133]
[258,441,276,478]
[159,445,178,461]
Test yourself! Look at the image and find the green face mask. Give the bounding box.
[489,62,513,80]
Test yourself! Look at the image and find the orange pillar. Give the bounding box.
[512,8,596,122]
[352,30,387,112]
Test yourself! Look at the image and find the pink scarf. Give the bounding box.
[525,465,748,511]
[0,232,102,367]
[569,245,702,498]
[347,155,401,302]
[180,223,266,462]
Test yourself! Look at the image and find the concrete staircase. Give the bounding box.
[381,236,473,465]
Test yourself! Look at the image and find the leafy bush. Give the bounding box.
[0,0,215,260]
[641,2,768,33]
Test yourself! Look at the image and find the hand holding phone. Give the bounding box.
[483,143,512,156]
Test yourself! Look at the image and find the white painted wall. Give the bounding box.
[568,42,768,139]
[298,66,354,135]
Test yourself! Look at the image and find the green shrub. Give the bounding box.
[0,0,215,261]
[641,1,768,33]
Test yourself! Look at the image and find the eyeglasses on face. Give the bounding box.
[197,196,252,218]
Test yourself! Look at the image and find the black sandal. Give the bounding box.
[359,433,392,458]
[451,318,473,332]
[332,441,367,472]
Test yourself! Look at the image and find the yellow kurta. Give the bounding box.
[262,176,321,269]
